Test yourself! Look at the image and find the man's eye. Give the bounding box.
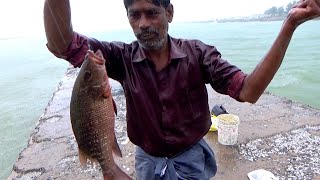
[84,71,92,81]
[147,10,158,17]
[129,12,140,19]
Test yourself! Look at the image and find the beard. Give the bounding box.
[134,28,166,50]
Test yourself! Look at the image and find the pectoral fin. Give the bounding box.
[112,98,117,116]
[102,83,111,98]
[112,134,122,157]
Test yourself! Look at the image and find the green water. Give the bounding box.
[0,37,68,179]
[170,21,320,108]
[1,20,319,179]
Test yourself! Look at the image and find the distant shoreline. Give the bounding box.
[216,16,320,23]
[217,16,286,23]
[186,16,320,24]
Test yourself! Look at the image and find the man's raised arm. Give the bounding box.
[44,0,73,55]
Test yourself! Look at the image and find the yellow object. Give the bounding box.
[209,115,218,131]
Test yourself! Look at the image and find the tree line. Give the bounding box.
[264,1,298,16]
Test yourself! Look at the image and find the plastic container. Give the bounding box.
[217,114,240,145]
[209,105,229,132]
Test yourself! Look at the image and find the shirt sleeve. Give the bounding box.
[195,40,247,101]
[46,32,128,82]
[227,71,246,101]
[46,32,89,68]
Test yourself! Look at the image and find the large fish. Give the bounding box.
[70,50,131,180]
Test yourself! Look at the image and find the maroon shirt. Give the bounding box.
[48,32,246,157]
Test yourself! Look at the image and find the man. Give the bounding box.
[43,0,320,179]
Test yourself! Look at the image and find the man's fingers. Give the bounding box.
[314,0,320,14]
[295,0,308,8]
[315,0,320,7]
[292,0,320,15]
[309,0,320,15]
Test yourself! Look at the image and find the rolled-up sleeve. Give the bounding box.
[227,71,246,101]
[196,40,247,101]
[46,32,89,68]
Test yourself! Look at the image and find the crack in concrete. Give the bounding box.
[13,165,45,177]
[43,104,70,119]
[43,86,63,111]
[39,115,63,123]
[27,115,64,145]
[32,135,72,144]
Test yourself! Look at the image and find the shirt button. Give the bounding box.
[163,106,167,111]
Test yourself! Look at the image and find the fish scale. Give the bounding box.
[70,50,131,180]
[77,97,114,165]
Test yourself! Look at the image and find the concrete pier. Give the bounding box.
[8,67,320,180]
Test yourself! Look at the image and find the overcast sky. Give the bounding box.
[0,0,294,38]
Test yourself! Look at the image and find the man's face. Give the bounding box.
[127,0,173,50]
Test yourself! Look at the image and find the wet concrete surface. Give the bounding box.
[8,67,320,180]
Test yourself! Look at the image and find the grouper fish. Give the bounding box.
[70,50,131,180]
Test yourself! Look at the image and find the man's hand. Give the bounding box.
[287,0,320,27]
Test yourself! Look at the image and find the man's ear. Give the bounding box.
[166,4,174,23]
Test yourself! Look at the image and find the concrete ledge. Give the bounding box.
[8,67,320,179]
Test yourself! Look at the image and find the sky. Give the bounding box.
[0,0,294,38]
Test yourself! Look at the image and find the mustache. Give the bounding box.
[135,28,159,38]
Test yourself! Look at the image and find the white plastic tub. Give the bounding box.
[217,114,240,145]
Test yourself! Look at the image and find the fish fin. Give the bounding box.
[78,148,89,166]
[112,134,122,157]
[112,98,118,116]
[102,83,111,98]
[103,165,132,180]
[78,148,98,166]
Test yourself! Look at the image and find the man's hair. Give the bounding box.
[123,0,170,10]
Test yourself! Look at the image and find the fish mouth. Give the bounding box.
[91,56,105,65]
[86,50,105,65]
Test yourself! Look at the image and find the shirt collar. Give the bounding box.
[132,35,187,62]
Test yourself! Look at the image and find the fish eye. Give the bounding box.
[84,71,92,80]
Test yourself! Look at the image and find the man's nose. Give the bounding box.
[139,15,151,29]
